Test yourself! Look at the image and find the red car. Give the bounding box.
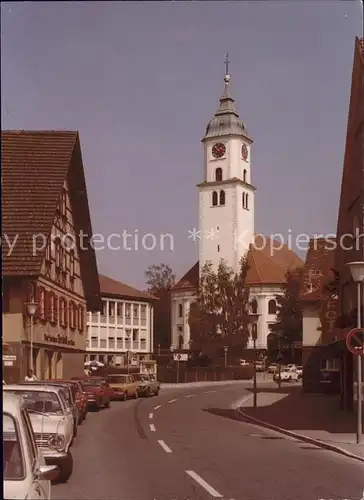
[71,376,111,411]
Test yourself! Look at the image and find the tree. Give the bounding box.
[269,267,303,354]
[189,257,251,356]
[145,263,175,296]
[145,263,176,349]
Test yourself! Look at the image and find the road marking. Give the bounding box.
[185,470,223,498]
[168,398,177,403]
[231,393,253,409]
[185,394,194,398]
[149,413,153,419]
[154,405,162,410]
[204,390,216,394]
[149,424,156,432]
[158,440,172,453]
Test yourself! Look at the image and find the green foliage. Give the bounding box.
[145,263,175,296]
[270,267,303,349]
[189,256,251,350]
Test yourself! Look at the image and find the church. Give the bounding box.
[170,58,303,352]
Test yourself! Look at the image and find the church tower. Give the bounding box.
[198,55,256,274]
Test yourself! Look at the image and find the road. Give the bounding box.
[53,383,364,500]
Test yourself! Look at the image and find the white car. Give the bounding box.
[4,384,74,483]
[273,367,298,382]
[3,392,59,499]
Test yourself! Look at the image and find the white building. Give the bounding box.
[86,274,155,366]
[171,64,303,351]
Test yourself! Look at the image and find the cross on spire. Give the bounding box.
[224,53,230,76]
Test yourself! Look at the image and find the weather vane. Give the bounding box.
[224,52,230,76]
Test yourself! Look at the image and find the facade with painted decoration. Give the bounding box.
[86,274,156,367]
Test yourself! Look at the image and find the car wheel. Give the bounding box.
[57,451,74,483]
[122,391,127,401]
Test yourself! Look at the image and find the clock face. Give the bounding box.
[212,143,226,159]
[241,144,248,161]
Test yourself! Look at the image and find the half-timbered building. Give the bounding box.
[2,130,101,381]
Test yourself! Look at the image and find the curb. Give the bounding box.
[161,379,276,389]
[237,407,364,464]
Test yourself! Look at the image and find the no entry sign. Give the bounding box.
[346,328,364,356]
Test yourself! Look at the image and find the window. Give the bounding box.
[219,190,225,205]
[178,303,183,317]
[3,413,25,480]
[40,288,45,319]
[215,168,222,181]
[62,248,67,272]
[243,169,247,182]
[251,299,258,314]
[268,300,277,315]
[78,306,84,331]
[133,305,139,318]
[242,193,245,208]
[140,305,147,319]
[69,302,75,329]
[125,303,131,318]
[245,193,249,209]
[70,251,75,279]
[212,191,218,206]
[320,358,340,371]
[102,301,108,316]
[49,293,55,323]
[217,245,220,252]
[108,302,115,317]
[28,282,36,302]
[133,329,138,341]
[45,241,51,262]
[117,302,123,317]
[61,189,67,218]
[55,239,61,268]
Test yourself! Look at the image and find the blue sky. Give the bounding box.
[1,1,363,289]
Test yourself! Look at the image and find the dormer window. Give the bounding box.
[215,168,222,181]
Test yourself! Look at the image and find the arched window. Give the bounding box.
[178,334,184,349]
[242,193,245,208]
[215,168,222,181]
[178,303,183,318]
[219,190,225,205]
[243,169,247,182]
[212,191,218,206]
[268,299,277,315]
[245,193,249,209]
[251,299,258,314]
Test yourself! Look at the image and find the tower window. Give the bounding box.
[251,299,258,314]
[212,191,218,206]
[243,169,247,182]
[246,193,249,209]
[242,193,245,208]
[215,168,222,182]
[219,190,225,205]
[217,245,220,252]
[268,300,277,315]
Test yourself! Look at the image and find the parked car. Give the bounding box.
[72,379,88,421]
[3,392,59,499]
[71,376,111,410]
[107,374,139,400]
[44,380,85,425]
[4,384,74,483]
[133,373,160,397]
[25,381,78,437]
[267,363,277,374]
[273,367,298,382]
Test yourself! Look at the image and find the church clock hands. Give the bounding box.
[212,142,226,159]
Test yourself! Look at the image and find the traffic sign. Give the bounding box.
[346,328,364,356]
[173,353,188,362]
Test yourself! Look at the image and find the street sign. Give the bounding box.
[2,355,16,361]
[346,328,364,356]
[173,353,188,362]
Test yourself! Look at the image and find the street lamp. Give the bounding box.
[346,261,364,444]
[248,313,260,408]
[26,302,37,373]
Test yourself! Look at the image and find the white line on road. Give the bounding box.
[185,394,194,398]
[157,440,172,453]
[204,390,216,394]
[149,424,156,432]
[185,470,223,498]
[231,393,253,409]
[149,413,153,419]
[154,405,162,410]
[168,399,177,403]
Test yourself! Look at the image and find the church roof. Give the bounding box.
[202,74,252,142]
[172,235,303,291]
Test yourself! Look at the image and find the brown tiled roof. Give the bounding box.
[299,238,336,301]
[2,130,100,309]
[99,274,157,301]
[172,236,303,291]
[357,37,364,60]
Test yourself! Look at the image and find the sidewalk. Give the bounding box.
[238,385,364,461]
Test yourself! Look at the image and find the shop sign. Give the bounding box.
[44,334,75,347]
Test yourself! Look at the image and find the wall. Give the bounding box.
[302,305,322,347]
[170,289,197,349]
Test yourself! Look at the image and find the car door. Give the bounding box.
[21,409,49,499]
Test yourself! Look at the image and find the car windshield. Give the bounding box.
[3,413,24,480]
[134,374,149,382]
[10,390,63,415]
[108,376,127,384]
[82,379,103,387]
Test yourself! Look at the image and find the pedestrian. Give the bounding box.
[24,369,37,382]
